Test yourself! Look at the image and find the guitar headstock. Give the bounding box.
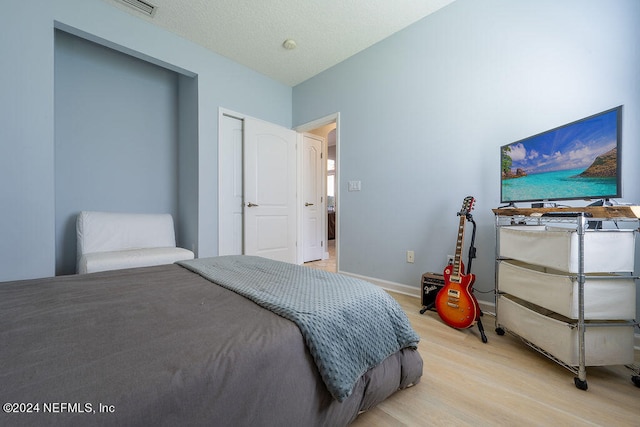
[458,196,475,216]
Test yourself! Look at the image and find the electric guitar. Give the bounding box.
[435,196,480,329]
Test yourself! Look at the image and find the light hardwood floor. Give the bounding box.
[353,292,640,427]
[306,254,639,426]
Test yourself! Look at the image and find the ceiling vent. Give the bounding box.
[117,0,157,17]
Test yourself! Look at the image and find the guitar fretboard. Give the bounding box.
[451,213,466,281]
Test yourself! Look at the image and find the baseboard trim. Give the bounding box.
[339,270,640,351]
[338,270,421,298]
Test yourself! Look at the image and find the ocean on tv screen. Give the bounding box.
[501,168,617,202]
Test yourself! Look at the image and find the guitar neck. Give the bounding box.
[451,214,466,280]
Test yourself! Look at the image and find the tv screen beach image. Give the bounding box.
[501,108,620,203]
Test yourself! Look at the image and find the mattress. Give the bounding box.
[498,260,636,320]
[498,225,636,273]
[0,263,422,427]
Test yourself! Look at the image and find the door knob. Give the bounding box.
[305,202,314,206]
[247,202,259,207]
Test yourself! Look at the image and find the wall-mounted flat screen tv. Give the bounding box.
[500,106,622,205]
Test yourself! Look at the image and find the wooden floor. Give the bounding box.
[351,292,640,427]
[305,244,639,426]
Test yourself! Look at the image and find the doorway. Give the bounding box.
[296,114,339,273]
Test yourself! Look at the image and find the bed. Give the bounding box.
[0,256,422,426]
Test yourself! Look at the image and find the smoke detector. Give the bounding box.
[282,39,297,50]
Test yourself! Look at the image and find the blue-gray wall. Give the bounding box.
[55,31,180,275]
[0,0,292,281]
[293,0,640,305]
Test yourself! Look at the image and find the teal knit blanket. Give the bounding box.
[178,255,419,401]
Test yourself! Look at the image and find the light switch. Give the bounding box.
[348,180,361,191]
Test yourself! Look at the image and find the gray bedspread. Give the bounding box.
[178,255,420,401]
[0,262,422,426]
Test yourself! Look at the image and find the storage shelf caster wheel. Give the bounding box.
[632,376,640,388]
[495,327,505,336]
[574,377,588,390]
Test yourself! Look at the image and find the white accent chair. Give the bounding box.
[76,211,195,274]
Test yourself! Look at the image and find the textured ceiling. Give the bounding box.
[101,0,456,86]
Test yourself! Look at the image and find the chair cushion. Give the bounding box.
[78,247,195,274]
[77,211,178,256]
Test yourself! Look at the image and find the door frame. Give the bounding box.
[218,112,244,256]
[218,108,245,257]
[295,112,340,272]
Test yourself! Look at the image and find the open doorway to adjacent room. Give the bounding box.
[297,114,339,273]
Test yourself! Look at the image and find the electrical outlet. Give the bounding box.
[406,250,415,263]
[446,254,454,265]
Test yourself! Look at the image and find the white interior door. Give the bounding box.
[243,118,297,263]
[302,134,325,262]
[219,114,244,255]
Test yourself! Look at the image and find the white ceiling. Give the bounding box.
[101,0,456,86]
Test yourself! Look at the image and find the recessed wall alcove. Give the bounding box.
[54,29,198,275]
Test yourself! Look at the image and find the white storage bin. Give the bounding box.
[497,295,634,366]
[498,260,636,320]
[499,226,636,273]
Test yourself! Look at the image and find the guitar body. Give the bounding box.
[436,263,479,329]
